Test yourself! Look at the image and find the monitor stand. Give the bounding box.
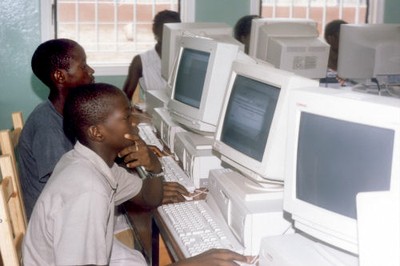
[207,168,293,255]
[352,79,387,95]
[351,77,400,98]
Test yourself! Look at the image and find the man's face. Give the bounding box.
[64,45,95,88]
[101,93,140,152]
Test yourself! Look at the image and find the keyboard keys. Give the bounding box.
[138,123,164,151]
[160,156,196,192]
[158,200,244,258]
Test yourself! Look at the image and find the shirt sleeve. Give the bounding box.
[53,192,110,265]
[112,165,143,206]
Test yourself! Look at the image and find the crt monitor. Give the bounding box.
[161,22,236,81]
[167,35,251,134]
[249,18,330,79]
[337,24,400,91]
[213,60,318,186]
[284,87,400,255]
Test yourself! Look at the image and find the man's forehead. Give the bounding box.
[69,45,85,59]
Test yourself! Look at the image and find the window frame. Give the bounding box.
[40,0,384,76]
[40,0,183,76]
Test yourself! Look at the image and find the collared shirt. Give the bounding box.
[22,142,143,266]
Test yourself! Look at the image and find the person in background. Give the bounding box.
[324,19,348,72]
[17,38,95,219]
[234,14,260,54]
[22,82,251,265]
[123,10,181,101]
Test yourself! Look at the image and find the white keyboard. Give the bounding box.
[158,200,244,258]
[160,156,196,193]
[137,123,164,151]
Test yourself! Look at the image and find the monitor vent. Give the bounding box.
[292,56,317,70]
[308,46,327,52]
[287,47,306,53]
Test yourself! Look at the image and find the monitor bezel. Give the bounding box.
[213,60,318,184]
[161,22,233,81]
[283,87,400,255]
[167,35,241,134]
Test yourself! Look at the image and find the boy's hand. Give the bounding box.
[118,133,162,173]
[172,249,254,266]
[162,182,190,204]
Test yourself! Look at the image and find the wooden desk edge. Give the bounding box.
[153,209,187,262]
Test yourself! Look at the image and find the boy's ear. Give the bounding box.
[87,125,104,142]
[52,69,67,84]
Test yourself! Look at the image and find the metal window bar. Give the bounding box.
[56,0,178,63]
[261,0,367,36]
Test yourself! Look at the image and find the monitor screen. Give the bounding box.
[284,87,400,255]
[213,60,318,184]
[221,75,280,162]
[174,48,210,109]
[297,112,393,219]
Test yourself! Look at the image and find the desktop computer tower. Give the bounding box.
[207,168,293,255]
[173,132,223,188]
[152,107,186,155]
[258,233,358,266]
[145,89,170,117]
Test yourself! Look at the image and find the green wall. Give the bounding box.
[384,0,400,23]
[0,0,42,130]
[0,0,126,130]
[195,0,257,27]
[0,0,398,129]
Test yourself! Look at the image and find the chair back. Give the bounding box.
[0,111,27,226]
[0,155,25,266]
[11,112,24,130]
[0,112,24,161]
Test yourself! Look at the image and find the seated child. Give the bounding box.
[22,83,249,265]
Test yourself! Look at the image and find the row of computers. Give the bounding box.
[138,19,400,265]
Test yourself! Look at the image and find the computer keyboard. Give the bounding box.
[160,156,196,193]
[137,123,164,151]
[158,200,244,258]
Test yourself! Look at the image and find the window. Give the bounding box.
[41,0,179,75]
[261,0,384,36]
[40,0,384,75]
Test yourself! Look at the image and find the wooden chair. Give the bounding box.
[11,112,24,134]
[0,155,26,266]
[0,112,27,227]
[0,111,23,162]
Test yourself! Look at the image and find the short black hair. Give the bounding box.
[324,19,348,41]
[31,38,79,88]
[234,15,260,41]
[63,83,124,144]
[152,10,181,36]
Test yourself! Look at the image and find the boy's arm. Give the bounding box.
[118,136,164,208]
[132,173,164,208]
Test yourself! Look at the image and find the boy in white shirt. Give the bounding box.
[23,83,249,265]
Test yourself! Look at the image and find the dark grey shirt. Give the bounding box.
[17,100,73,219]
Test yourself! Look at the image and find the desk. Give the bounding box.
[123,203,153,264]
[152,209,186,262]
[124,108,189,265]
[124,203,181,266]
